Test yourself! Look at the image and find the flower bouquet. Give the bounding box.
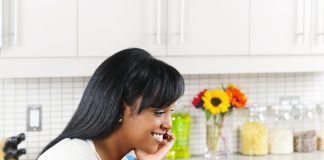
[192,84,247,159]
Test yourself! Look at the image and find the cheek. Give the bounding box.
[138,115,163,128]
[139,119,161,132]
[126,117,165,153]
[132,119,162,139]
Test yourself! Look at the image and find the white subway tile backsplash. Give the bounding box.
[1,73,324,159]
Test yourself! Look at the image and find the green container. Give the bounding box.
[167,113,191,159]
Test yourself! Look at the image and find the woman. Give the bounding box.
[37,48,185,160]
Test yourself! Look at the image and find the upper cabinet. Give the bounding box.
[167,0,249,56]
[311,0,324,54]
[1,0,324,78]
[250,0,324,55]
[0,0,76,57]
[78,0,249,57]
[78,0,166,57]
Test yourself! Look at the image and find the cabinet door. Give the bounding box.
[167,0,249,56]
[250,0,311,55]
[311,0,324,54]
[78,0,166,57]
[1,0,76,57]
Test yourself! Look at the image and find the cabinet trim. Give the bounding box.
[1,56,324,78]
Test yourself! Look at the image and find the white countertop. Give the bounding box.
[183,151,324,160]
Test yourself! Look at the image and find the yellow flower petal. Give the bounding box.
[202,89,230,115]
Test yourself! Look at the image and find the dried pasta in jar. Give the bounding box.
[318,131,324,151]
[240,121,268,155]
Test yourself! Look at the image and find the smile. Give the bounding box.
[151,132,164,143]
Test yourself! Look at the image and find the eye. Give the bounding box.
[154,111,165,117]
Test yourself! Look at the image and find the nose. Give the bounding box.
[161,114,172,131]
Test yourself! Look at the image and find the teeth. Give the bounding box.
[153,133,163,142]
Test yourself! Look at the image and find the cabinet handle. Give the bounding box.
[13,0,18,46]
[156,0,161,44]
[179,0,184,44]
[317,0,324,43]
[296,0,306,44]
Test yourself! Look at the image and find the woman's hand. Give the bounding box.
[135,131,175,160]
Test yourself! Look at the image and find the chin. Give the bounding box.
[142,143,159,154]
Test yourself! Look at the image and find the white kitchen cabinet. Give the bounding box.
[310,0,324,54]
[0,0,76,57]
[78,0,249,57]
[251,0,324,55]
[2,0,324,78]
[78,0,166,57]
[167,0,249,56]
[250,0,310,55]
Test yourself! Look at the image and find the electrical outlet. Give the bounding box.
[27,105,42,132]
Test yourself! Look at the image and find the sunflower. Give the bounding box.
[202,89,230,115]
[225,84,247,108]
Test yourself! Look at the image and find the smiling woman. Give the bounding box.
[37,48,185,160]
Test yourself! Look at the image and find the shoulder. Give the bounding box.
[38,138,99,160]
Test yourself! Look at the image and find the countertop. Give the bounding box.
[180,151,324,160]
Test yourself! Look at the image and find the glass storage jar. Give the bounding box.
[240,104,268,156]
[317,103,324,151]
[268,103,293,154]
[292,103,317,153]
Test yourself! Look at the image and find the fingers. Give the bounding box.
[155,131,175,155]
[163,130,175,142]
[135,131,176,160]
[160,131,175,146]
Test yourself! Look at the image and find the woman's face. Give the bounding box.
[122,98,174,154]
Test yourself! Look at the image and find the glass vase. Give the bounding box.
[205,114,230,160]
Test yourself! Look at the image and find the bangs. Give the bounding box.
[137,60,185,112]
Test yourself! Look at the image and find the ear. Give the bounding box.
[122,102,133,118]
[123,96,143,118]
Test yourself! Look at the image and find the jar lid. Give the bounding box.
[280,104,292,111]
[317,103,324,109]
[294,103,304,110]
[305,104,316,110]
[280,100,290,106]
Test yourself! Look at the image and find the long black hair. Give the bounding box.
[39,48,185,155]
